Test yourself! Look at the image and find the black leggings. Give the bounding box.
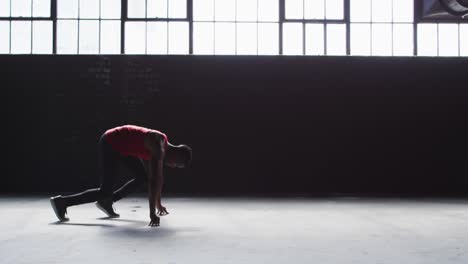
[62,134,147,207]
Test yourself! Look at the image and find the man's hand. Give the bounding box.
[157,204,169,216]
[149,213,160,227]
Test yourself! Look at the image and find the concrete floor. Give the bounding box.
[0,196,467,264]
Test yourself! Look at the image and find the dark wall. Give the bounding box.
[2,55,468,196]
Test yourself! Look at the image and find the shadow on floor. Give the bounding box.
[96,217,148,225]
[49,218,201,239]
[109,225,178,239]
[49,221,115,228]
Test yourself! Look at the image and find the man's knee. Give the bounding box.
[98,187,113,197]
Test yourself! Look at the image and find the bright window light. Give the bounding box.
[169,0,187,18]
[283,23,302,55]
[417,24,437,56]
[393,23,413,56]
[371,23,392,56]
[1,0,463,57]
[237,0,257,22]
[258,23,279,55]
[351,23,371,55]
[33,0,51,17]
[11,21,31,54]
[215,0,236,21]
[57,20,78,54]
[327,24,346,55]
[148,0,167,18]
[12,0,31,17]
[372,0,392,22]
[438,24,459,56]
[57,0,79,19]
[193,22,214,54]
[125,22,145,54]
[258,0,279,22]
[286,0,303,19]
[100,20,121,54]
[326,0,344,19]
[215,22,236,54]
[101,0,121,19]
[168,22,189,54]
[80,0,99,19]
[0,0,10,17]
[305,23,324,56]
[128,0,146,18]
[79,20,99,54]
[32,21,52,54]
[393,0,413,22]
[460,24,468,57]
[351,0,371,22]
[304,0,324,20]
[193,0,214,21]
[0,21,10,53]
[237,23,257,55]
[147,22,167,54]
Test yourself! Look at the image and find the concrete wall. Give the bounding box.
[2,55,467,196]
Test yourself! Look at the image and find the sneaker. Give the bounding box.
[50,195,69,222]
[96,199,120,218]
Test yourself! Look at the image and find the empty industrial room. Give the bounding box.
[1,0,467,263]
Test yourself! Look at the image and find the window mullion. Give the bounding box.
[344,0,350,55]
[188,0,193,54]
[324,23,327,55]
[99,0,101,54]
[414,0,419,56]
[52,0,57,54]
[279,0,285,55]
[121,0,127,54]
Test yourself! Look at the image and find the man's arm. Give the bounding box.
[151,152,168,215]
[144,132,168,227]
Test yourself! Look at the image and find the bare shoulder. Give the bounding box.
[144,131,165,153]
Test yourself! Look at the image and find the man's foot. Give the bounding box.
[96,199,120,218]
[50,195,69,222]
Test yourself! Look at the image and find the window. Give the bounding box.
[283,0,346,56]
[350,0,414,56]
[0,0,52,54]
[57,0,121,54]
[193,0,279,55]
[286,0,343,19]
[418,23,465,57]
[1,1,466,56]
[134,0,187,19]
[125,0,188,54]
[460,24,468,56]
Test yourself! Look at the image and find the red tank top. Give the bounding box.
[104,125,167,160]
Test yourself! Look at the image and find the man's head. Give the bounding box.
[165,144,192,168]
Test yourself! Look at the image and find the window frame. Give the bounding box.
[414,0,467,56]
[0,0,467,56]
[122,0,192,54]
[0,0,54,54]
[281,0,349,55]
[415,0,468,24]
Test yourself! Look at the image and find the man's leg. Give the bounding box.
[59,187,112,207]
[112,156,146,202]
[50,135,117,221]
[94,156,146,218]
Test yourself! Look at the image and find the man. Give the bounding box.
[50,124,192,227]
